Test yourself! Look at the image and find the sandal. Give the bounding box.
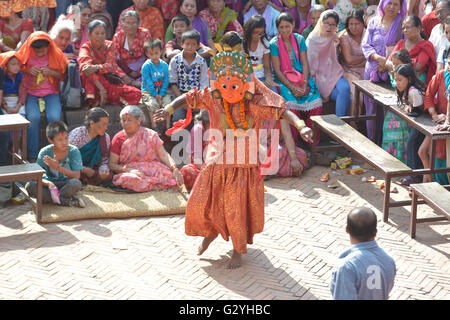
[400,176,422,186]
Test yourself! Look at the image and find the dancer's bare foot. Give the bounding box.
[198,235,217,256]
[228,250,242,269]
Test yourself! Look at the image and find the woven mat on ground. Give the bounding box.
[41,185,188,224]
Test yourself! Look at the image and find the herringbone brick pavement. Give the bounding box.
[0,162,448,300]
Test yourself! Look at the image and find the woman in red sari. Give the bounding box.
[79,20,141,108]
[387,15,436,84]
[0,12,34,52]
[112,10,151,89]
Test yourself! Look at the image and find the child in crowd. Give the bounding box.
[243,14,277,87]
[141,39,172,132]
[0,52,26,116]
[421,51,450,185]
[388,49,412,88]
[17,31,68,161]
[169,29,209,128]
[67,1,92,56]
[383,64,425,165]
[25,121,85,208]
[164,14,211,62]
[302,5,325,40]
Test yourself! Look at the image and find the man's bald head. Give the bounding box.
[346,207,377,242]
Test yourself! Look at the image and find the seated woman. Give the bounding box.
[0,11,34,52]
[109,105,184,192]
[112,10,151,89]
[307,10,352,117]
[386,15,436,85]
[198,0,243,43]
[69,107,112,185]
[78,20,142,108]
[270,12,323,146]
[261,118,309,178]
[339,9,367,122]
[49,15,78,61]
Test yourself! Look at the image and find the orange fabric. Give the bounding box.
[0,51,22,72]
[16,31,68,85]
[183,79,287,254]
[0,0,56,17]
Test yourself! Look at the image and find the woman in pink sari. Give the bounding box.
[306,10,351,117]
[109,105,184,192]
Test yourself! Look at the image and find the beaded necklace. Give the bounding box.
[223,99,249,131]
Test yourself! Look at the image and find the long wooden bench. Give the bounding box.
[409,182,450,238]
[0,163,45,223]
[311,114,413,222]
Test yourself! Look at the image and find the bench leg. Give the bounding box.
[36,177,43,224]
[410,191,418,238]
[383,175,391,222]
[311,122,317,166]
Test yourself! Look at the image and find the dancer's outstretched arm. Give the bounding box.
[281,110,314,144]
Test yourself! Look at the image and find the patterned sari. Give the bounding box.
[198,7,243,43]
[0,17,33,50]
[78,40,141,106]
[0,0,56,17]
[116,5,164,41]
[112,127,177,192]
[262,119,308,177]
[112,27,151,78]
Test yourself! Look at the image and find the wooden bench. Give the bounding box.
[409,182,450,238]
[311,114,413,222]
[0,163,45,223]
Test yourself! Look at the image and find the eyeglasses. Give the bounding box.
[323,22,337,28]
[123,22,139,27]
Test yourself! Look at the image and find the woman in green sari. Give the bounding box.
[198,0,243,43]
[68,107,112,185]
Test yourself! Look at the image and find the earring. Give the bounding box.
[244,91,253,100]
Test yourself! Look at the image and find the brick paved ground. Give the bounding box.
[0,161,449,300]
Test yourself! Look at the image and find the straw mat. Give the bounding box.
[40,185,188,223]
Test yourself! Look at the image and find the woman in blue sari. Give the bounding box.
[270,12,323,146]
[68,107,111,185]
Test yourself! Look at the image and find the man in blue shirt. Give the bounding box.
[330,207,396,300]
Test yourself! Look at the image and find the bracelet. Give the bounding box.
[294,119,306,130]
[165,104,175,115]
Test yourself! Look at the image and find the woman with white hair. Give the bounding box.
[49,15,77,61]
[109,105,184,192]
